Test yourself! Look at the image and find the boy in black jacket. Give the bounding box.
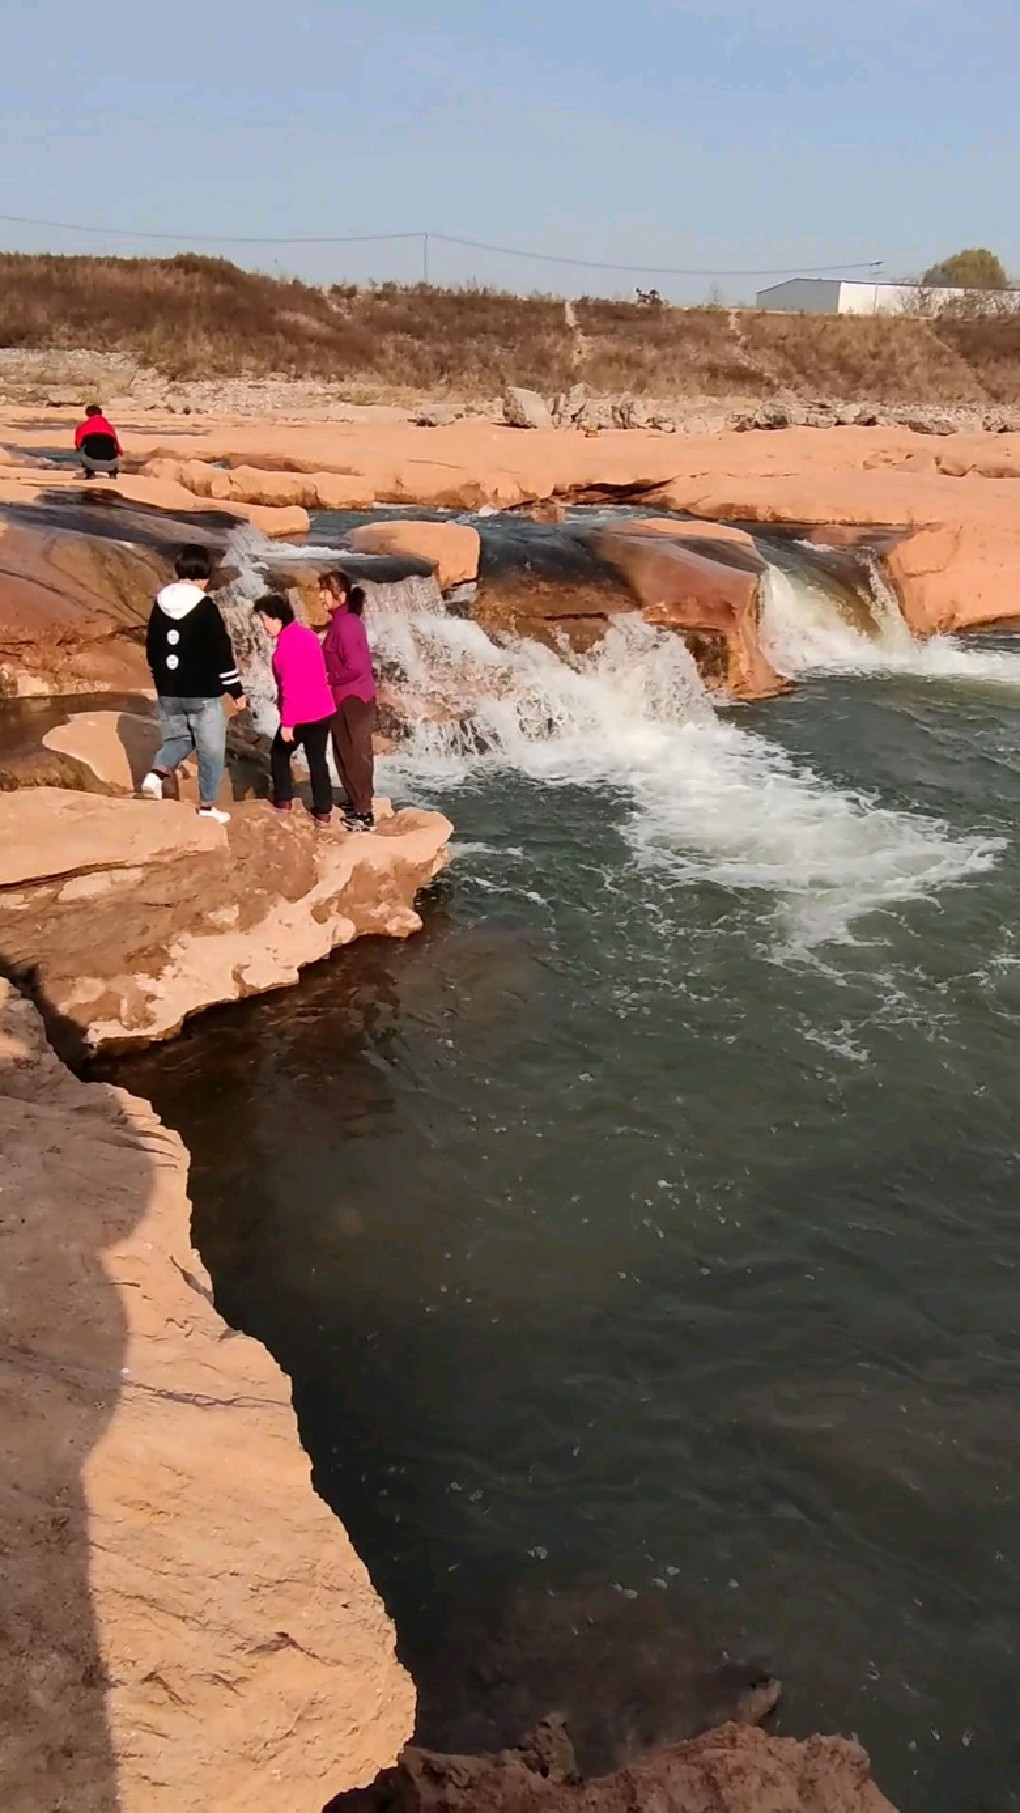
[140,545,246,823]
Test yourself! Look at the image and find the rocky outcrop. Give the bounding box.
[0,976,415,1811]
[503,388,555,431]
[0,787,452,1052]
[0,518,162,696]
[594,527,786,700]
[327,1721,896,1812]
[876,521,1020,636]
[347,521,481,593]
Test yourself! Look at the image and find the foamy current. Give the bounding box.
[761,548,1020,688]
[228,527,1002,952]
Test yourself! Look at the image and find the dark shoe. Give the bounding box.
[345,812,374,833]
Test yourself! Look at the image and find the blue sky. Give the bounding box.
[2,0,1018,300]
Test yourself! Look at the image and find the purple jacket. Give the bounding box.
[271,621,335,730]
[322,606,376,706]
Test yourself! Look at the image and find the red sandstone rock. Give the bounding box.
[594,528,786,701]
[0,978,415,1811]
[328,1721,896,1812]
[347,521,481,591]
[0,787,453,1050]
[0,519,162,696]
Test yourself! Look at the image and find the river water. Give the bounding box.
[103,527,1020,1810]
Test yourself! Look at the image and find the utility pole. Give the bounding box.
[423,232,430,285]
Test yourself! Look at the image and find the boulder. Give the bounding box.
[241,502,311,539]
[178,458,234,502]
[898,410,957,437]
[612,396,652,430]
[737,400,794,431]
[622,518,759,553]
[311,470,377,511]
[575,399,615,433]
[228,465,318,509]
[503,387,555,431]
[43,711,160,793]
[554,382,589,426]
[412,405,464,428]
[347,521,481,592]
[0,788,452,1050]
[0,519,163,697]
[595,528,786,700]
[882,522,1020,636]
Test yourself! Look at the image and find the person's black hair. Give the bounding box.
[174,543,214,583]
[254,591,295,628]
[85,403,103,418]
[347,584,366,617]
[319,568,350,599]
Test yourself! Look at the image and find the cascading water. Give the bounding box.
[220,526,997,953]
[760,538,1020,687]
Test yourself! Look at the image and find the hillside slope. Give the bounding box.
[1,252,1019,403]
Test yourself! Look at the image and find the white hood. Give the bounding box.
[155,581,206,620]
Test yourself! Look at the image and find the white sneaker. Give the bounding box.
[196,806,231,825]
[139,770,164,800]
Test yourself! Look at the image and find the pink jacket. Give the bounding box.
[322,606,376,706]
[271,621,335,730]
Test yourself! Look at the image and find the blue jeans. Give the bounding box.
[153,696,226,808]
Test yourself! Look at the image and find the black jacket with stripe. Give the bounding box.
[144,582,244,701]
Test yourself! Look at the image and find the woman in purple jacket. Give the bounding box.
[254,593,336,825]
[319,571,377,830]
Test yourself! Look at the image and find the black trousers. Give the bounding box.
[270,717,333,817]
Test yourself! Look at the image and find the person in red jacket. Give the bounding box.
[74,404,122,479]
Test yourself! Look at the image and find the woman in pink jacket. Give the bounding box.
[254,593,336,824]
[319,570,377,830]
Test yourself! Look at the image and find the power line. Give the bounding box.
[435,233,884,279]
[0,213,422,246]
[0,211,883,278]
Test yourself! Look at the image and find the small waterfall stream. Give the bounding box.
[217,522,998,951]
[758,534,1020,687]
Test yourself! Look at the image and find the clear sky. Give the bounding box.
[3,0,1018,302]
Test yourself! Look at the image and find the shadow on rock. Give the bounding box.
[0,976,149,1810]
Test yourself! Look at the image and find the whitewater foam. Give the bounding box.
[761,551,1020,689]
[225,527,1001,951]
[366,589,999,952]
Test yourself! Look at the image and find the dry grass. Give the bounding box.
[0,252,1018,402]
[576,300,998,403]
[0,254,573,389]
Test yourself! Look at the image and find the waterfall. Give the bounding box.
[760,539,1020,687]
[217,526,444,739]
[221,526,998,951]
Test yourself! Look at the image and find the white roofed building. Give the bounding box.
[755,278,1020,315]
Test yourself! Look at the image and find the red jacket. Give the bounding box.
[74,415,121,453]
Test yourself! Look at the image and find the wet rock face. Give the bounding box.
[593,527,786,701]
[412,1583,781,1780]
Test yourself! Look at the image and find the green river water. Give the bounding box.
[105,601,1020,1810]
